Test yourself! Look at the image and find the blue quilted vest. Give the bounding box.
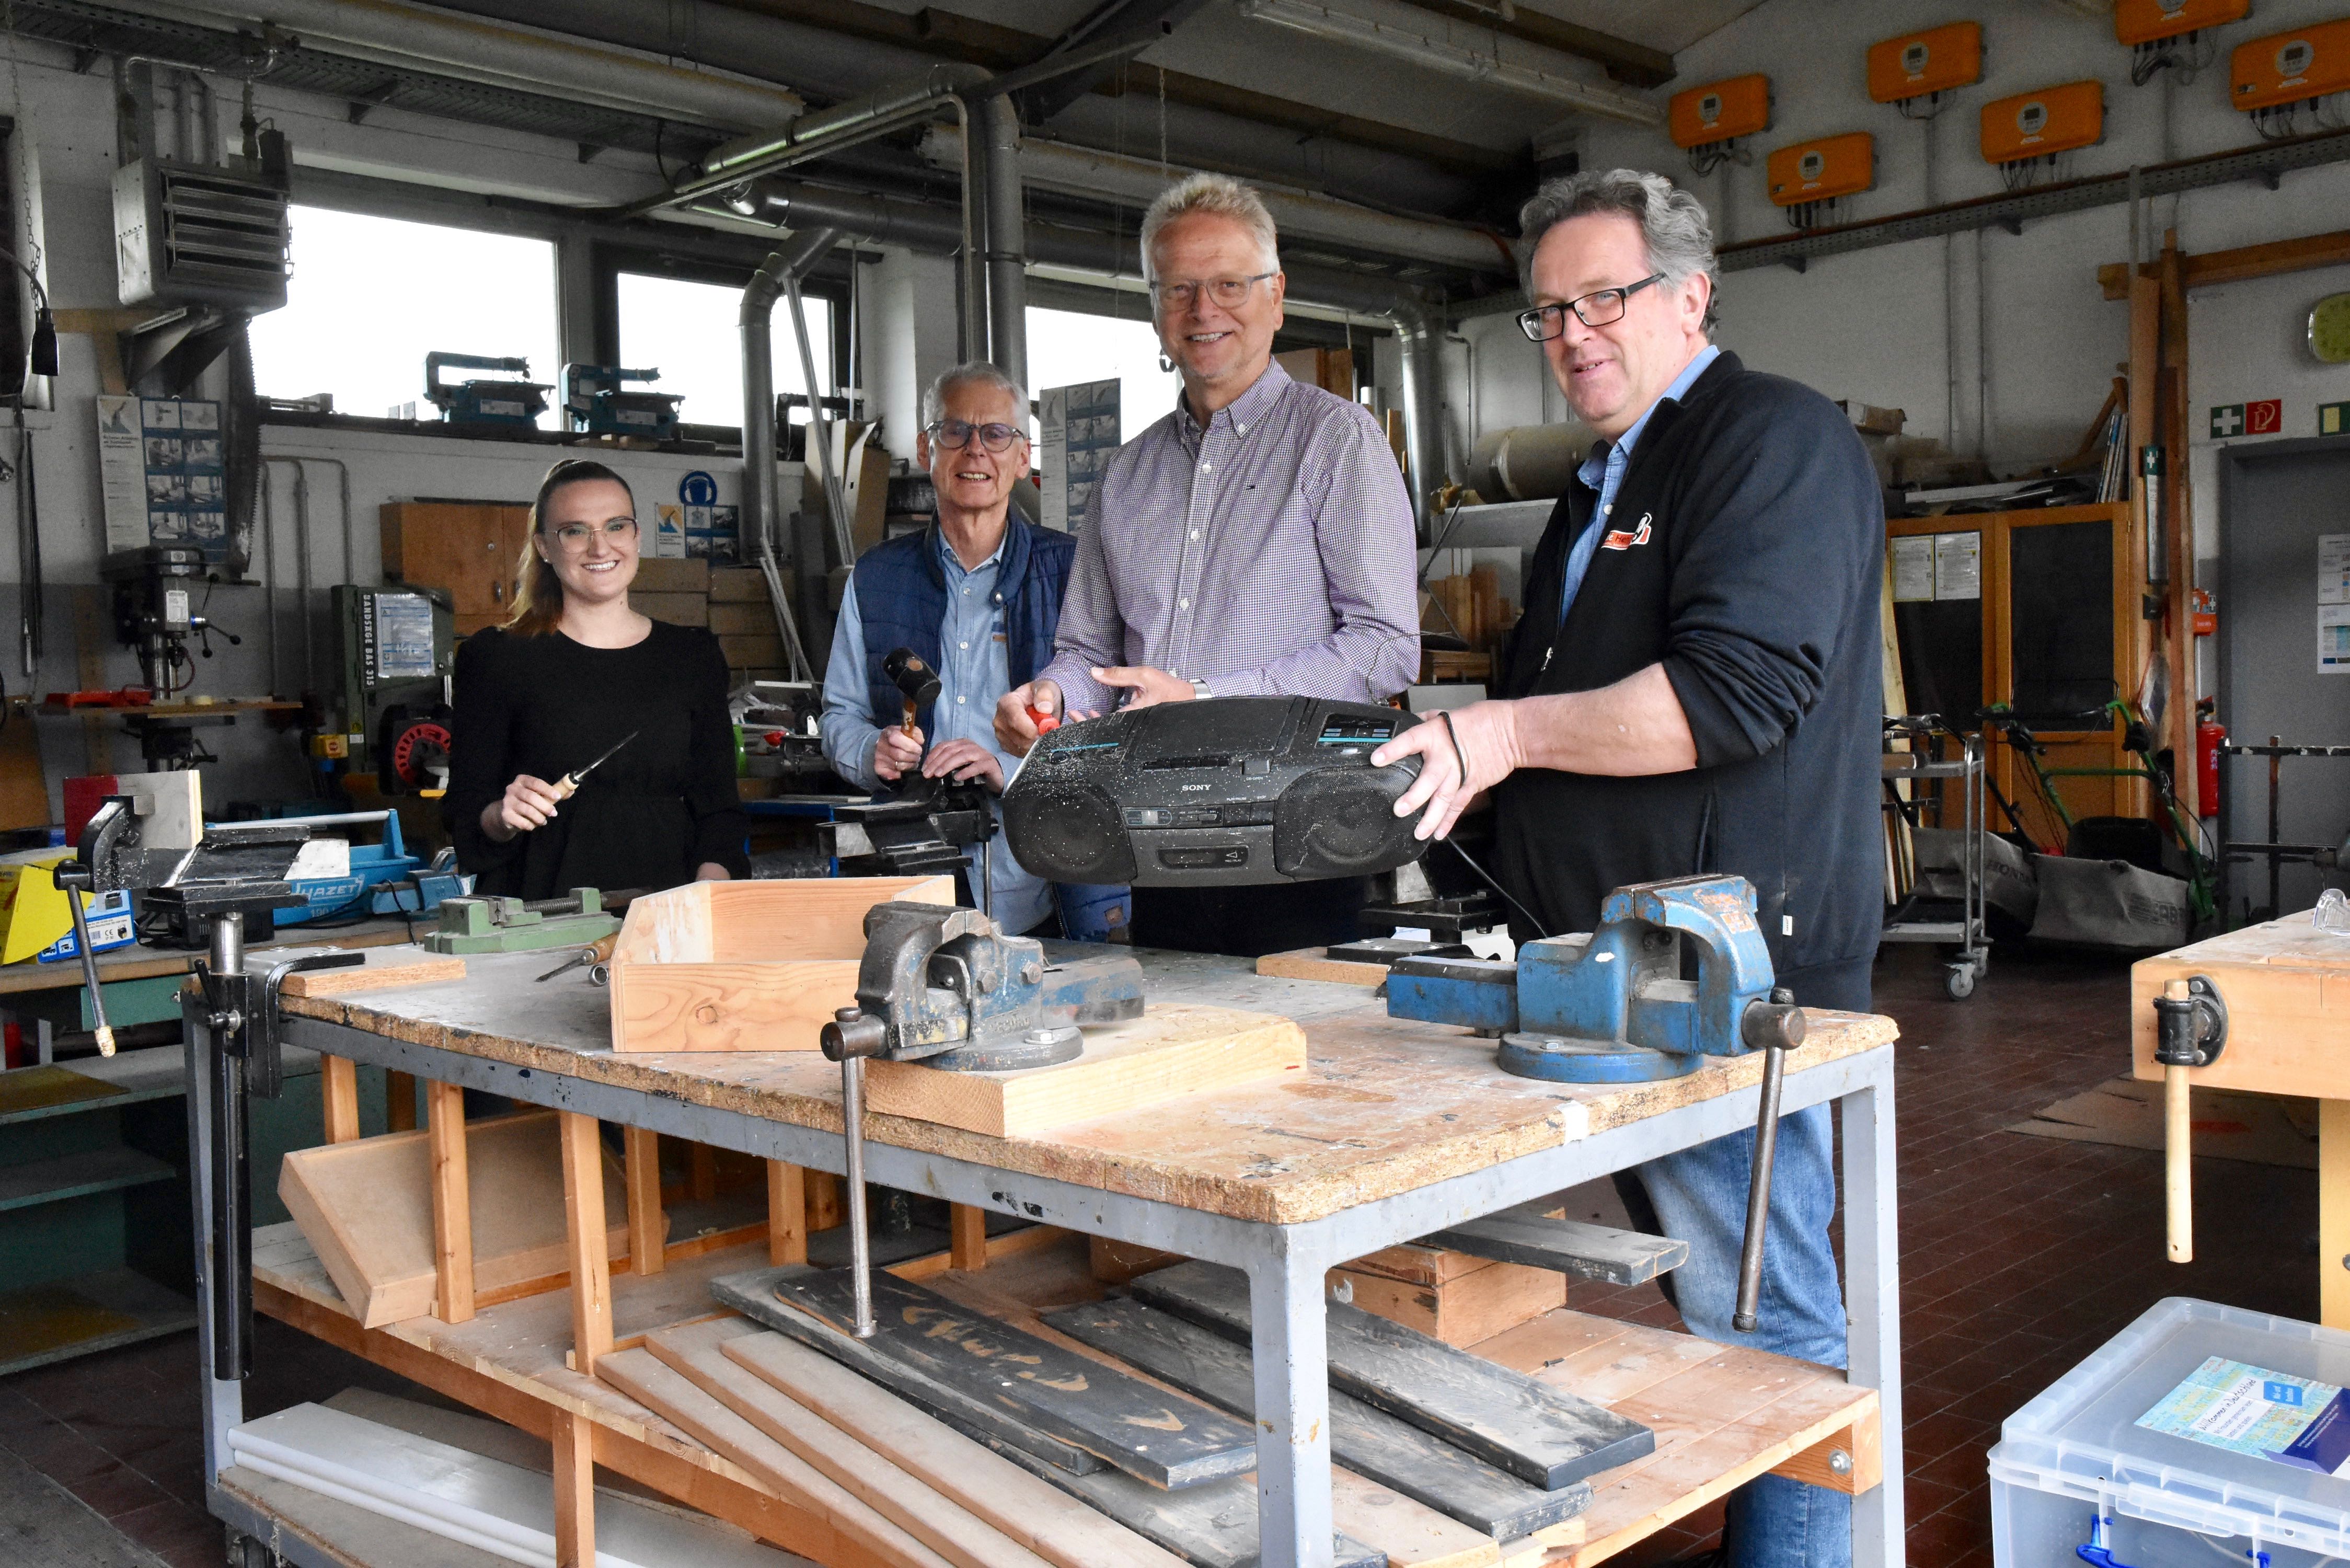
[854,518,1074,742]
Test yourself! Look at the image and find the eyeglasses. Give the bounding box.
[547,517,639,549]
[1150,272,1278,312]
[1516,274,1668,342]
[927,420,1025,453]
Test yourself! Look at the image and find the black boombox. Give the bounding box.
[1000,697,1427,888]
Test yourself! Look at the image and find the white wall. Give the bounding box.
[1466,0,2350,492]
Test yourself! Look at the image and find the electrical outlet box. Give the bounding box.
[2114,0,2247,48]
[1767,133,1876,206]
[2232,18,2350,110]
[1980,80,2105,163]
[1668,74,1771,148]
[1868,21,1983,103]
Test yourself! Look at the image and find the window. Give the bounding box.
[1026,304,1181,443]
[249,206,561,426]
[615,272,833,432]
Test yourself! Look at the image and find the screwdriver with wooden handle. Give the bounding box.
[550,730,639,801]
[536,931,618,984]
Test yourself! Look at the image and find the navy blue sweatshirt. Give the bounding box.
[1489,350,1884,979]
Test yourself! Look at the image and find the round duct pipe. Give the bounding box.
[1467,421,1597,503]
[138,0,802,130]
[915,126,1513,279]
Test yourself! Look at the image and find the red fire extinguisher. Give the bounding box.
[2197,702,2225,818]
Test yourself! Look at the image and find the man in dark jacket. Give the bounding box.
[820,362,1123,938]
[1374,170,1882,1568]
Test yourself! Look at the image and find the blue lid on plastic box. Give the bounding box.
[1988,1297,2350,1555]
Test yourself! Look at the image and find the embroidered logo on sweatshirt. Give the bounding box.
[1600,513,1653,551]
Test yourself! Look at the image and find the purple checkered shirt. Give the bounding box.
[1039,360,1422,714]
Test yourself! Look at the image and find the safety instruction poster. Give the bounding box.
[2138,1356,2350,1476]
[2321,535,2350,604]
[1888,532,1979,603]
[95,395,228,564]
[1040,378,1119,533]
[1890,536,1934,602]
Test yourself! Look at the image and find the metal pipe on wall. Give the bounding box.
[979,94,1029,393]
[742,228,842,682]
[1391,299,1449,535]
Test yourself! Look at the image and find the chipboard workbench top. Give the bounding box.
[280,943,1899,1226]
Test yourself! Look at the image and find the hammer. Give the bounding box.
[881,647,941,740]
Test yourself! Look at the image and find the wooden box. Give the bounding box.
[380,501,529,635]
[278,1111,638,1328]
[606,877,955,1053]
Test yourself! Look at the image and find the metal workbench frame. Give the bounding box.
[186,1003,1905,1568]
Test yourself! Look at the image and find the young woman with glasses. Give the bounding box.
[446,457,749,898]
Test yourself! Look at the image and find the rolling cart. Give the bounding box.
[1883,721,1990,1000]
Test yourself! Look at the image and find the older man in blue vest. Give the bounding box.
[820,362,1104,936]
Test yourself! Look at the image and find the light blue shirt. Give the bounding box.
[1560,344,1721,624]
[819,531,1053,934]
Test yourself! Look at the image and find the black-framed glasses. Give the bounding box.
[1150,272,1277,312]
[548,517,638,549]
[927,419,1025,453]
[1516,273,1667,342]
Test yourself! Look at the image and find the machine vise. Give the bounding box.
[1387,873,1806,1333]
[1387,873,1804,1082]
[819,902,1143,1335]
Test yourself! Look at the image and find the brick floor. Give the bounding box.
[0,941,2313,1567]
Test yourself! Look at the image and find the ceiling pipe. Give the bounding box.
[1390,297,1452,534]
[979,95,1029,396]
[915,125,1513,278]
[744,226,844,666]
[117,0,801,130]
[1234,0,1662,126]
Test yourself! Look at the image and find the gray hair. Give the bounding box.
[920,360,1029,429]
[1139,171,1281,282]
[1517,169,1719,335]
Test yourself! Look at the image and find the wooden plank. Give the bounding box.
[2326,1099,2350,1331]
[386,1070,418,1133]
[1421,1212,1688,1287]
[863,1005,1307,1138]
[1769,1404,1880,1495]
[892,1224,1069,1284]
[1331,1260,1563,1347]
[279,1110,636,1328]
[280,955,468,997]
[758,1264,1257,1489]
[807,1170,844,1232]
[612,959,861,1052]
[766,1161,804,1267]
[625,1127,664,1277]
[951,1203,987,1271]
[552,1408,594,1568]
[1341,1243,1495,1289]
[426,1080,474,1323]
[321,1055,361,1145]
[610,875,955,965]
[1045,1297,1589,1540]
[2100,225,2350,299]
[1090,1235,1184,1285]
[595,1345,957,1568]
[707,1265,1108,1477]
[718,1325,1187,1568]
[1255,948,1391,986]
[560,1111,615,1376]
[645,1319,1057,1568]
[1133,1262,1654,1490]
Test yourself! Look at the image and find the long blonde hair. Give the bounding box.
[506,458,634,637]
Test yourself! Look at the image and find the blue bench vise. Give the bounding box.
[1386,872,1809,1332]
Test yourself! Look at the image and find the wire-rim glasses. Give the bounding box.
[548,517,638,549]
[1517,273,1667,342]
[1150,272,1278,312]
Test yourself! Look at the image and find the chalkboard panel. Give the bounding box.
[2008,518,2114,725]
[1894,599,1983,723]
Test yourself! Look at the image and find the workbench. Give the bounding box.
[189,944,1906,1568]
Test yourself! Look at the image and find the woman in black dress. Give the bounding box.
[448,459,749,898]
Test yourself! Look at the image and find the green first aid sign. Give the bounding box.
[2322,401,2350,437]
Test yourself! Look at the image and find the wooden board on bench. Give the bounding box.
[278,1110,638,1327]
[607,876,952,1052]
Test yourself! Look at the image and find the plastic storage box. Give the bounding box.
[1990,1297,2350,1566]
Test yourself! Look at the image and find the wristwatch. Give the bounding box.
[1187,676,1212,700]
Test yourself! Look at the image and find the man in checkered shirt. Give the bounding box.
[995,174,1422,956]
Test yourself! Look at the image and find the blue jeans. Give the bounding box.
[1625,959,1867,1568]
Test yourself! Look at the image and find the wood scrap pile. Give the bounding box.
[573,1256,1648,1568]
